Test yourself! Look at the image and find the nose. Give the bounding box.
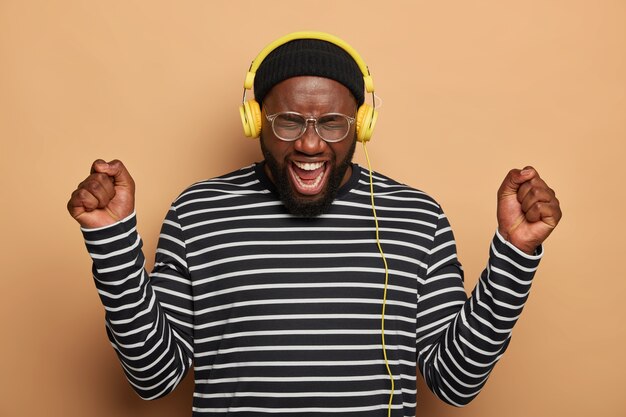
[293,121,326,155]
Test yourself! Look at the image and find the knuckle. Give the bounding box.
[75,187,93,199]
[70,187,83,199]
[94,172,111,182]
[109,159,123,169]
[84,179,102,193]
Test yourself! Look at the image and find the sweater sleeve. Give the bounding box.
[81,208,194,400]
[416,208,542,407]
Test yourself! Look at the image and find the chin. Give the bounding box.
[285,190,336,218]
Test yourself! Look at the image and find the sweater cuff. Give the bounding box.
[489,230,542,296]
[81,212,142,277]
[80,211,136,233]
[494,228,543,261]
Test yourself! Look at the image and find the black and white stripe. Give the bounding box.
[83,163,541,416]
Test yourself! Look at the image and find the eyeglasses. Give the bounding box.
[265,111,356,143]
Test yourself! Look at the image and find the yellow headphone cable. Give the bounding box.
[362,141,394,417]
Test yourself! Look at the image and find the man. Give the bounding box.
[67,33,561,416]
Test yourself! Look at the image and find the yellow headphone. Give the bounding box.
[239,31,378,143]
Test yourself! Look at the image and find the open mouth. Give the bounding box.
[288,161,328,196]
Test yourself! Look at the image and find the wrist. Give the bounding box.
[495,229,543,258]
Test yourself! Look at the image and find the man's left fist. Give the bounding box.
[497,167,562,254]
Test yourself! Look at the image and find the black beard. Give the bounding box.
[260,136,356,218]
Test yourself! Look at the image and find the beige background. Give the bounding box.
[1,1,624,416]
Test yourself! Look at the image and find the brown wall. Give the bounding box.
[1,1,624,416]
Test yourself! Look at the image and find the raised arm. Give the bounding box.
[68,160,194,399]
[417,167,561,406]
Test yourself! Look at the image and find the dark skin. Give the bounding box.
[261,77,357,199]
[67,76,562,254]
[497,166,562,254]
[67,159,134,229]
[260,77,358,216]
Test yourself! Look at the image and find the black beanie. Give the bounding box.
[253,39,365,106]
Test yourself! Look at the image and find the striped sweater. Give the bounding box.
[82,163,542,416]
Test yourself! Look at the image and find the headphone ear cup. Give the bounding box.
[356,104,377,142]
[239,100,262,138]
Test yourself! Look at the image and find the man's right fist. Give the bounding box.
[67,159,135,229]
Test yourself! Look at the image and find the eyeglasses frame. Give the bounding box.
[265,110,356,143]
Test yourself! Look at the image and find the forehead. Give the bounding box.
[262,76,356,113]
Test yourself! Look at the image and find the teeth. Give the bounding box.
[294,161,324,171]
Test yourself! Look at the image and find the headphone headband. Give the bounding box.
[243,31,375,93]
[239,31,378,142]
